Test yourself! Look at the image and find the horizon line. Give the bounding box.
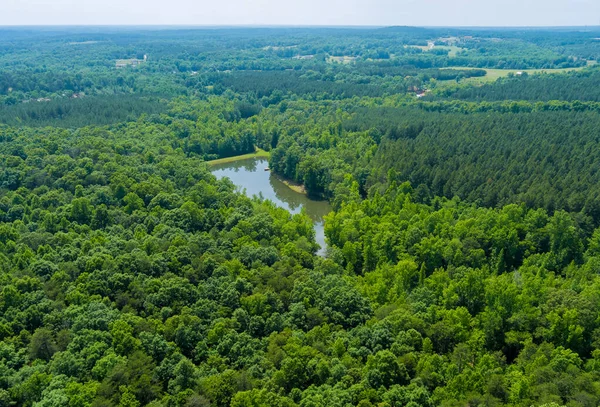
[1,24,600,29]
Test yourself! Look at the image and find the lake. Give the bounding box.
[211,157,332,255]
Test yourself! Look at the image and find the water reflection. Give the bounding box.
[212,157,332,253]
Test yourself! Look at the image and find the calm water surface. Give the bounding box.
[212,158,332,254]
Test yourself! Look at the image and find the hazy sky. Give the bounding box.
[2,0,600,26]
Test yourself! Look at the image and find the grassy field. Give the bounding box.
[436,45,464,57]
[408,45,432,52]
[206,148,270,166]
[438,64,594,85]
[327,56,358,64]
[406,45,464,56]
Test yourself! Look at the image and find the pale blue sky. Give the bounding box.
[2,0,599,26]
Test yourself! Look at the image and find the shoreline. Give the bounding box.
[206,148,270,166]
[207,149,310,196]
[277,176,307,195]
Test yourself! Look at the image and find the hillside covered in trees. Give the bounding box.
[2,26,600,407]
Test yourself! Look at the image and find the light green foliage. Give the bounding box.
[2,25,600,407]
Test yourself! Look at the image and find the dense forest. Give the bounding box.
[2,25,600,407]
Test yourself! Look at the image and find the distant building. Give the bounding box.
[116,56,147,68]
[416,89,430,98]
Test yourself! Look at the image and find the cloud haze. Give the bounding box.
[2,0,600,26]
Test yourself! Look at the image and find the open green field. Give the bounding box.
[408,45,431,52]
[205,148,270,165]
[439,64,594,85]
[327,56,358,64]
[406,44,464,56]
[437,45,464,57]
